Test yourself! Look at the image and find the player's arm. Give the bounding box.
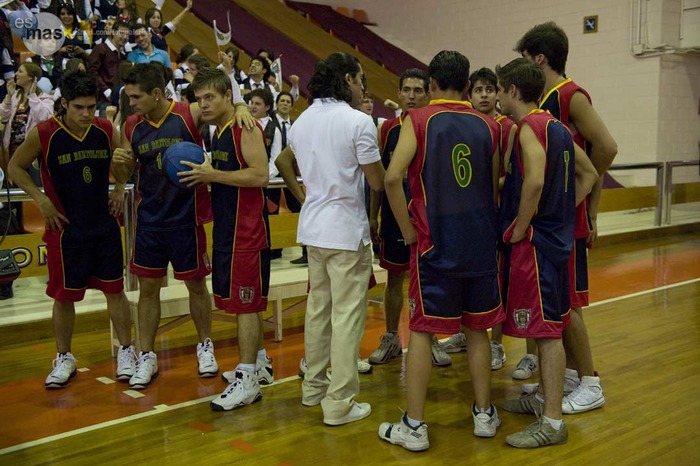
[275,146,305,204]
[573,143,598,207]
[112,125,136,183]
[587,175,604,246]
[510,123,545,244]
[368,122,384,243]
[384,115,417,245]
[499,123,517,192]
[570,91,617,175]
[8,127,69,231]
[108,123,128,217]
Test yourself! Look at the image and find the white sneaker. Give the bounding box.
[368,332,402,364]
[257,356,274,385]
[45,352,77,389]
[210,370,262,411]
[324,401,371,426]
[512,354,538,380]
[378,413,429,452]
[298,357,307,379]
[196,338,218,377]
[357,357,373,374]
[521,368,579,395]
[431,335,452,367]
[440,332,467,353]
[562,376,605,414]
[473,404,501,438]
[116,346,137,381]
[129,351,158,389]
[490,341,506,370]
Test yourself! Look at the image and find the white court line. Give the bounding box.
[0,374,299,456]
[2,278,699,456]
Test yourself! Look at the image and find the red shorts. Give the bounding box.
[408,246,504,334]
[568,238,589,308]
[131,225,211,280]
[501,236,570,339]
[45,226,124,302]
[212,249,269,313]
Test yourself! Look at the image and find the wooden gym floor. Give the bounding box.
[0,231,699,465]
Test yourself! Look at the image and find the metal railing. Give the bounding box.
[607,162,665,226]
[664,160,700,224]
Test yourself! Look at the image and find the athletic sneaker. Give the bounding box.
[472,404,501,438]
[378,413,429,452]
[129,351,158,389]
[116,346,137,381]
[431,335,452,367]
[222,356,274,385]
[501,391,544,415]
[490,341,506,370]
[512,354,538,380]
[357,358,373,374]
[562,376,605,414]
[506,417,568,448]
[210,370,262,411]
[440,332,467,353]
[324,401,371,426]
[196,338,219,377]
[521,368,580,396]
[298,357,307,379]
[45,352,77,389]
[368,332,402,364]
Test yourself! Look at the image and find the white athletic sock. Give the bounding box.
[257,349,268,361]
[236,363,256,373]
[543,415,563,430]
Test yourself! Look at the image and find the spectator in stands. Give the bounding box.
[87,20,129,116]
[94,0,118,20]
[173,44,198,97]
[57,3,91,61]
[225,46,246,84]
[127,24,172,68]
[145,0,193,51]
[240,55,277,104]
[116,0,139,27]
[92,17,116,46]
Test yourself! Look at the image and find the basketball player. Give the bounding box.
[378,51,503,452]
[516,22,618,413]
[180,67,270,411]
[496,58,599,447]
[368,68,456,368]
[112,63,258,390]
[8,71,135,388]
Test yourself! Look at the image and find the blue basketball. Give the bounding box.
[162,141,205,189]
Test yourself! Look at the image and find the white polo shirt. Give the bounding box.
[288,99,380,251]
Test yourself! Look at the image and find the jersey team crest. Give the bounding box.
[239,286,255,304]
[513,308,531,329]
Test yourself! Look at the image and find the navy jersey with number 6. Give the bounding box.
[210,121,269,252]
[407,99,499,277]
[499,109,576,264]
[37,116,118,242]
[123,101,212,230]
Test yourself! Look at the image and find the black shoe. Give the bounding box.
[290,255,308,265]
[270,249,283,260]
[0,283,13,300]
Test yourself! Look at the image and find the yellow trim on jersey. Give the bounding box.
[54,115,91,142]
[539,78,572,109]
[429,99,473,108]
[144,101,176,128]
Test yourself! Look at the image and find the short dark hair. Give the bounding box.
[307,52,361,103]
[496,58,545,104]
[191,67,232,97]
[514,22,569,75]
[60,71,97,103]
[467,67,497,95]
[257,47,275,60]
[112,20,130,34]
[276,91,293,104]
[399,68,428,91]
[428,50,470,93]
[132,23,148,35]
[177,44,197,64]
[187,54,211,71]
[251,55,272,79]
[249,88,274,113]
[124,63,165,94]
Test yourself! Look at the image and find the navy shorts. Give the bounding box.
[568,238,589,308]
[131,224,211,280]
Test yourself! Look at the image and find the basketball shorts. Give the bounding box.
[45,225,124,302]
[131,224,211,280]
[213,248,270,313]
[408,246,504,334]
[501,236,571,339]
[379,235,409,273]
[568,238,589,308]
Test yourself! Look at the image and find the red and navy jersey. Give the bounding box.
[539,78,592,239]
[378,113,410,241]
[37,116,118,242]
[495,114,516,178]
[407,99,499,277]
[499,110,576,264]
[123,101,212,230]
[210,121,269,252]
